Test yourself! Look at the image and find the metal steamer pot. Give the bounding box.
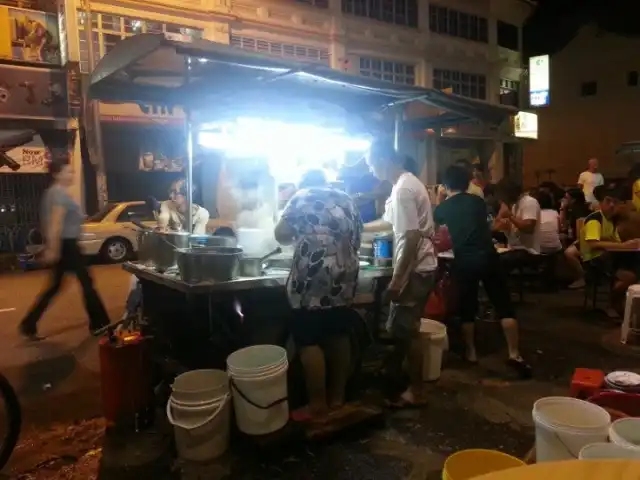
[176,246,243,283]
[239,247,283,277]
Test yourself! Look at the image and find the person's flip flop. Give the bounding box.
[384,398,427,410]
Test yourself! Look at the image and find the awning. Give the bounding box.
[88,34,516,127]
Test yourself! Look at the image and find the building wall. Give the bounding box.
[63,0,532,197]
[522,25,640,187]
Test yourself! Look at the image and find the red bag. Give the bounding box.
[433,226,453,253]
[424,271,457,322]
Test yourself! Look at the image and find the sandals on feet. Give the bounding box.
[507,358,533,379]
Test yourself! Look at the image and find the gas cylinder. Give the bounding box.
[98,331,154,431]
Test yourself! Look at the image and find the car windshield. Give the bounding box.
[85,203,118,223]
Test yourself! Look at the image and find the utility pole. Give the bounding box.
[81,0,108,208]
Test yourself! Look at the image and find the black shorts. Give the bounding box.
[290,306,357,348]
[453,259,516,324]
[587,252,640,278]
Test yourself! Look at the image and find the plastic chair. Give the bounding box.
[621,284,640,343]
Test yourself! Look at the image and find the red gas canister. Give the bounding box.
[99,332,154,431]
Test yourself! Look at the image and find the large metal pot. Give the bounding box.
[176,246,243,283]
[239,247,282,277]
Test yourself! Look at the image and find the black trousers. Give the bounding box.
[21,239,110,333]
[452,258,516,324]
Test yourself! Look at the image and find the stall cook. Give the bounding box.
[364,140,436,409]
[122,179,210,320]
[274,169,362,422]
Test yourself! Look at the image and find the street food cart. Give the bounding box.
[88,34,515,405]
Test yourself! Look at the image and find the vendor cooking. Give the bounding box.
[274,169,362,422]
[121,178,210,320]
[158,178,210,234]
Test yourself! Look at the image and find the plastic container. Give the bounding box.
[419,319,448,381]
[587,391,640,418]
[171,369,229,406]
[167,394,231,462]
[532,396,611,462]
[227,345,289,435]
[579,442,640,460]
[609,418,640,450]
[442,449,525,480]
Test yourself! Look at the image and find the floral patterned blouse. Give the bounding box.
[281,187,363,309]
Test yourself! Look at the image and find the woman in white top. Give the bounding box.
[535,190,562,254]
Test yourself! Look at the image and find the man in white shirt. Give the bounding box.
[364,140,436,408]
[578,158,604,205]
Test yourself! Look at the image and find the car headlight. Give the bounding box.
[79,233,97,240]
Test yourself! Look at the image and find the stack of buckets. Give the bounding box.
[167,345,289,462]
[227,345,289,435]
[533,396,612,461]
[167,369,232,462]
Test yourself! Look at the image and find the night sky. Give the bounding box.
[524,0,640,56]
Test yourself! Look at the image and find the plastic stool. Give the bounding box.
[621,284,640,344]
[570,368,605,399]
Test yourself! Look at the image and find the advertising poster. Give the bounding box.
[0,63,69,119]
[0,135,51,173]
[3,6,61,64]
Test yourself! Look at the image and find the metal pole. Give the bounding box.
[81,0,107,208]
[184,56,194,233]
[393,107,402,152]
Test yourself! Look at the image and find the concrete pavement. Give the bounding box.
[0,265,128,457]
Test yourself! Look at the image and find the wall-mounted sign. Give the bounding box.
[513,111,538,140]
[1,135,51,174]
[0,63,69,119]
[529,55,550,107]
[99,102,184,125]
[0,6,61,64]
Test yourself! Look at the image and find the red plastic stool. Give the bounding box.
[570,368,605,399]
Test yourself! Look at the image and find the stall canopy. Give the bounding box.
[88,34,515,127]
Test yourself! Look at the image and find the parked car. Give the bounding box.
[78,201,237,263]
[78,201,156,262]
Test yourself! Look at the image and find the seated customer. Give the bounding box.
[494,179,541,272]
[434,166,531,377]
[562,188,592,289]
[579,186,640,317]
[536,190,562,254]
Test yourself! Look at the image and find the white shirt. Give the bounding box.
[383,172,437,273]
[158,201,209,235]
[507,194,541,254]
[539,209,562,253]
[578,171,604,204]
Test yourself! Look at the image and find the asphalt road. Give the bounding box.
[0,265,129,427]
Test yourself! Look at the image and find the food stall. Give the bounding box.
[88,34,515,400]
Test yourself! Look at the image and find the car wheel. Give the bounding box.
[102,237,131,263]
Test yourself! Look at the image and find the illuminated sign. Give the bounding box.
[513,111,538,140]
[529,55,550,107]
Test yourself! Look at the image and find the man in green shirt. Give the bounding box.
[434,165,531,378]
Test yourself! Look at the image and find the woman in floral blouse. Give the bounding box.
[275,169,363,422]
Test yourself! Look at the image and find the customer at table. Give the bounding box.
[364,140,436,408]
[434,165,531,377]
[274,169,362,422]
[561,188,591,289]
[535,190,562,254]
[579,186,640,317]
[494,179,541,271]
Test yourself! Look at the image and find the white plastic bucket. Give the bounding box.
[609,418,640,450]
[533,397,611,462]
[227,345,289,436]
[579,442,640,460]
[171,369,229,406]
[420,319,448,381]
[227,345,287,376]
[167,394,231,462]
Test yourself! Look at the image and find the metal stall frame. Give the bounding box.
[87,33,516,229]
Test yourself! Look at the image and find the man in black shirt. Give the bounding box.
[434,165,531,378]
